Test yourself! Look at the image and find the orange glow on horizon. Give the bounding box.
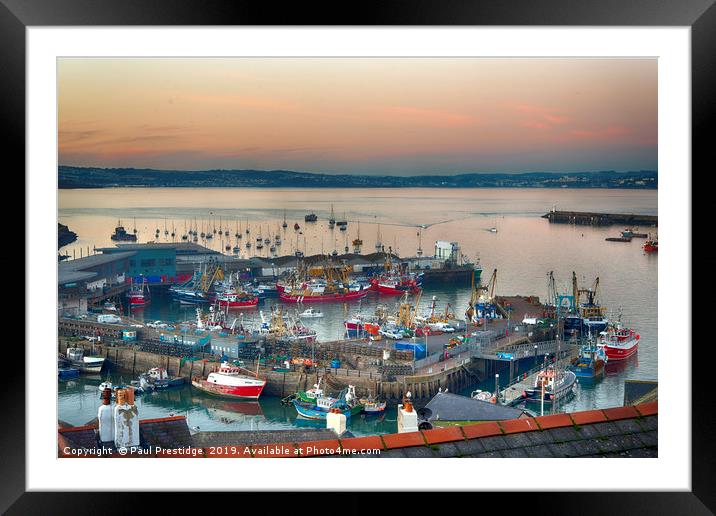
[58,57,657,175]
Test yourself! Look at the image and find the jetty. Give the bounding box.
[543,210,657,227]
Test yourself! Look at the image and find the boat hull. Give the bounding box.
[217,296,259,308]
[524,371,577,403]
[279,289,368,303]
[192,379,265,399]
[291,399,353,420]
[603,341,639,360]
[371,282,421,296]
[568,358,605,378]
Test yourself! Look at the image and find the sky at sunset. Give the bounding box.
[58,58,657,175]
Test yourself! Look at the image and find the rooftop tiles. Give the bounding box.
[58,404,658,459]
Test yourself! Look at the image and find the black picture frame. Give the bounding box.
[5,0,712,513]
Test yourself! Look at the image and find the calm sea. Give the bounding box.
[58,187,657,433]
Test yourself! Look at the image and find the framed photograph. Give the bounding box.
[7,0,712,512]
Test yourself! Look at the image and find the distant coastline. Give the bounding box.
[58,166,657,190]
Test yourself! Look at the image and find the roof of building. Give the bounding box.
[98,242,218,255]
[58,416,194,456]
[192,429,353,448]
[422,392,526,422]
[248,252,403,268]
[58,251,136,285]
[58,402,657,459]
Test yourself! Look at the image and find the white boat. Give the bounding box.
[66,347,105,374]
[471,389,494,402]
[298,307,324,318]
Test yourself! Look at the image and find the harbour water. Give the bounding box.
[58,187,657,432]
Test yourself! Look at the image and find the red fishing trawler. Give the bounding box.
[216,292,259,309]
[191,362,266,399]
[127,279,149,308]
[369,274,423,295]
[280,288,368,303]
[597,323,639,361]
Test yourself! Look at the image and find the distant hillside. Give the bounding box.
[58,166,657,189]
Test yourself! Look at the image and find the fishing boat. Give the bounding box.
[292,397,353,420]
[64,347,105,374]
[216,292,260,309]
[621,227,649,238]
[370,274,422,295]
[280,287,368,304]
[578,277,608,334]
[305,213,318,222]
[127,279,149,307]
[293,378,325,403]
[471,389,494,402]
[370,252,423,295]
[298,307,324,318]
[359,394,387,415]
[58,366,80,379]
[292,386,362,420]
[102,301,118,312]
[110,221,137,242]
[143,367,185,388]
[523,365,577,403]
[643,235,658,252]
[191,362,266,399]
[597,321,639,361]
[568,337,607,379]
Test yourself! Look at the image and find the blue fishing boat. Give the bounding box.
[568,337,607,379]
[292,385,362,420]
[292,397,353,420]
[58,367,80,379]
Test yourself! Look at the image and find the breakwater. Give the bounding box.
[542,210,657,227]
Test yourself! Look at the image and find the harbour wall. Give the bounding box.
[542,210,657,227]
[59,338,486,403]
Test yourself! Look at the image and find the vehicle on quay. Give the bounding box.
[379,328,404,340]
[428,321,455,333]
